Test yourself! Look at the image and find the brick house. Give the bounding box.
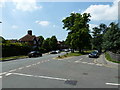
[19,30,40,46]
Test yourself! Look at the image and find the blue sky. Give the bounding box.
[0,0,118,41]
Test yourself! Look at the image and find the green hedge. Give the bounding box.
[2,43,32,57]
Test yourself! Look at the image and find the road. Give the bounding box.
[0,52,119,88]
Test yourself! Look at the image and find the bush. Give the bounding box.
[2,43,32,57]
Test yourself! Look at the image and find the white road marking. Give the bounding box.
[0,76,2,78]
[0,72,7,75]
[5,73,12,76]
[96,64,103,66]
[8,69,17,72]
[88,63,94,65]
[79,58,83,61]
[82,62,87,64]
[26,65,31,67]
[12,73,68,81]
[37,62,41,64]
[75,61,80,63]
[106,83,120,86]
[18,67,24,70]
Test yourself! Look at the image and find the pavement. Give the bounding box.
[0,52,119,88]
[95,53,119,69]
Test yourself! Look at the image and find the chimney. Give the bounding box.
[28,30,32,35]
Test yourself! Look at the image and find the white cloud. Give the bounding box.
[83,0,119,21]
[12,0,42,12]
[89,24,98,32]
[0,0,6,8]
[12,25,18,29]
[35,21,50,26]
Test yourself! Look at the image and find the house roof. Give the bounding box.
[19,34,36,42]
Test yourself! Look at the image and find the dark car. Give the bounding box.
[89,51,99,58]
[28,51,42,58]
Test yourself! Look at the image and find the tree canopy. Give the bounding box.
[62,13,91,52]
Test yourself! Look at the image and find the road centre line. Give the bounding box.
[1,60,50,77]
[37,62,41,64]
[8,69,17,72]
[11,73,69,81]
[106,83,120,86]
[5,73,12,76]
[0,72,7,75]
[26,65,31,67]
[18,67,24,70]
[32,64,36,66]
[81,62,87,64]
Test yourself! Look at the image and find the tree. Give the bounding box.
[0,36,5,43]
[91,23,107,52]
[49,36,58,50]
[42,38,51,52]
[102,22,120,53]
[38,36,44,47]
[62,13,91,52]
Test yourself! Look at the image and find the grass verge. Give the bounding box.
[105,52,120,63]
[0,55,28,61]
[56,52,83,59]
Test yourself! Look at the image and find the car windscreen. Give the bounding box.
[91,51,97,54]
[30,51,36,53]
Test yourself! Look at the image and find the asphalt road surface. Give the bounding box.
[1,52,119,88]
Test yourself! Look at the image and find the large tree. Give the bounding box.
[49,36,58,50]
[38,36,44,47]
[42,38,51,52]
[62,13,91,52]
[102,22,120,53]
[91,23,107,52]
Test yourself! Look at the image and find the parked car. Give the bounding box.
[50,51,57,54]
[64,49,69,52]
[89,51,99,58]
[56,50,60,53]
[28,51,42,58]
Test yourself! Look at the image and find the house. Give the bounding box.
[57,41,68,50]
[19,30,40,46]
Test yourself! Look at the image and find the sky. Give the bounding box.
[0,0,119,41]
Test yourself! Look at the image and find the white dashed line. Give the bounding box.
[82,62,87,64]
[88,63,94,65]
[75,61,80,63]
[37,62,41,64]
[18,67,24,70]
[32,64,36,66]
[0,72,7,75]
[8,69,17,72]
[26,65,31,68]
[5,73,12,76]
[106,83,120,86]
